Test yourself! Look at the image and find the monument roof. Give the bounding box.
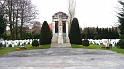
[52,12,68,19]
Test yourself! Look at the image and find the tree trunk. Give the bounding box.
[20,8,24,39]
[15,9,19,39]
[12,7,15,39]
[8,0,14,40]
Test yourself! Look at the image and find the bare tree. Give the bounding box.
[19,0,37,39]
[68,0,76,24]
[3,0,37,39]
[14,0,20,39]
[5,0,14,39]
[68,0,76,32]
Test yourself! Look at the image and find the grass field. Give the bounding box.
[0,44,51,56]
[72,44,124,54]
[111,47,124,54]
[25,44,51,50]
[71,44,101,49]
[0,47,16,56]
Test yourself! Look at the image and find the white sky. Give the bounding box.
[32,0,119,28]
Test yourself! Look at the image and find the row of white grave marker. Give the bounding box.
[0,39,39,47]
[88,39,120,47]
[0,39,120,47]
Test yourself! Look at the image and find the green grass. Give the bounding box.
[87,44,102,49]
[0,47,16,56]
[25,44,51,50]
[0,44,51,56]
[71,44,102,49]
[112,47,124,54]
[71,44,124,54]
[71,44,85,48]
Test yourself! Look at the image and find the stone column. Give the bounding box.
[66,21,68,37]
[52,21,55,35]
[51,20,56,43]
[66,21,70,43]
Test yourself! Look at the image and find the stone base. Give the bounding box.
[51,35,58,43]
[51,43,71,48]
[51,33,71,48]
[66,37,70,43]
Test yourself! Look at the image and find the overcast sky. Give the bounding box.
[32,0,119,28]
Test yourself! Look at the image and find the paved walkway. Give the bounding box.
[0,48,124,69]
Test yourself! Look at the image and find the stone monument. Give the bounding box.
[51,12,71,47]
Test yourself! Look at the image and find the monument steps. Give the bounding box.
[51,43,71,48]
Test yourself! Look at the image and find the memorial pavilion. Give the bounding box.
[51,12,71,47]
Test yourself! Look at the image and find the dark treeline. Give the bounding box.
[82,27,119,39]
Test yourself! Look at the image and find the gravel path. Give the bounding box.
[0,48,124,69]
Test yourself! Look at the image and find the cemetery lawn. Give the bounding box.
[111,47,124,54]
[71,44,85,48]
[0,44,50,56]
[0,47,16,56]
[25,44,51,50]
[71,44,101,49]
[72,44,124,54]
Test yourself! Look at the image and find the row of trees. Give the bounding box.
[0,0,37,40]
[82,27,119,39]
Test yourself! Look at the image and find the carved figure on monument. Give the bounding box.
[58,16,63,44]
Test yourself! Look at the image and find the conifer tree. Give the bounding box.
[118,1,124,38]
[0,15,6,38]
[69,18,82,44]
[39,21,52,45]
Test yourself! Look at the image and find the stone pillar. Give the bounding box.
[51,21,57,43]
[66,21,70,43]
[66,21,69,38]
[52,21,55,35]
